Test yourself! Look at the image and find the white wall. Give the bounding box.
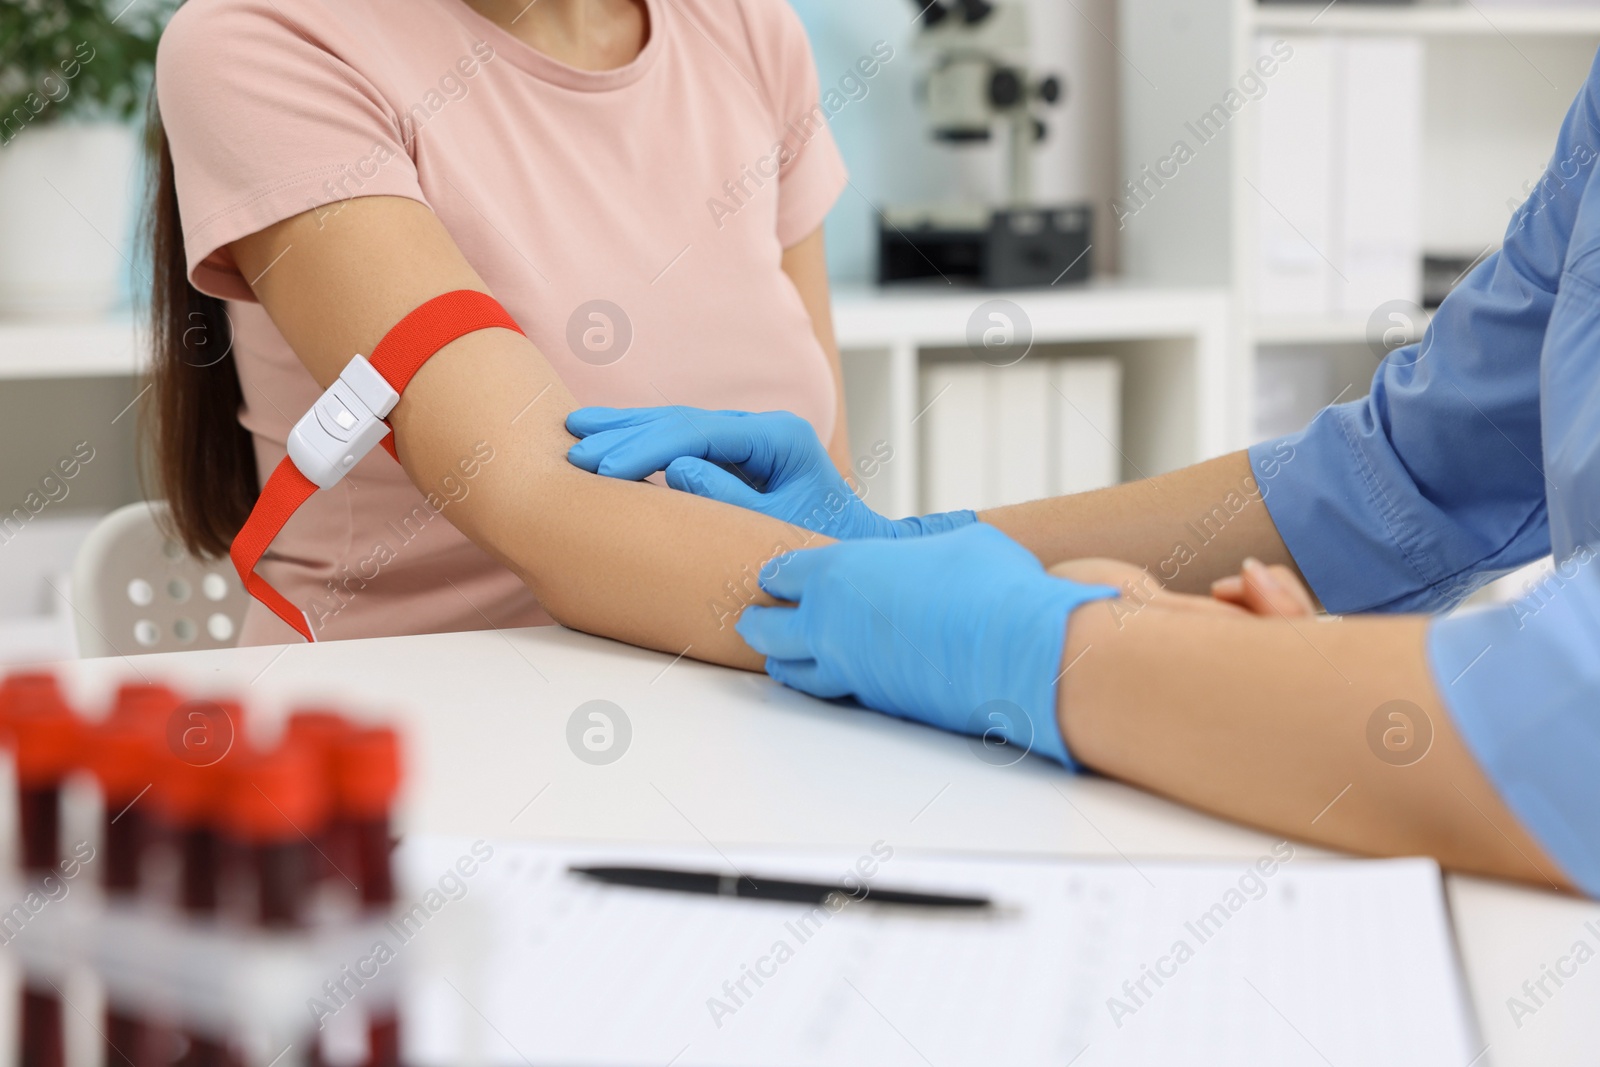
[1422,35,1598,256]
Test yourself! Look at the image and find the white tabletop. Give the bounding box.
[56,626,1600,1066]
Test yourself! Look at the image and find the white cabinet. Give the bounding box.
[832,283,1233,518]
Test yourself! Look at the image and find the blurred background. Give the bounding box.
[2,0,1592,661]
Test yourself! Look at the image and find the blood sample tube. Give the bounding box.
[333,729,402,1067]
[283,711,352,889]
[224,741,327,1063]
[225,740,326,927]
[2,673,80,1067]
[89,716,166,1067]
[153,700,245,1067]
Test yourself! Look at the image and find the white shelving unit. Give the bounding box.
[1120,0,1600,435]
[0,316,141,380]
[833,282,1234,518]
[38,0,1591,518]
[1254,3,1600,36]
[0,285,1235,525]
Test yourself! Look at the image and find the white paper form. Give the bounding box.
[395,839,1478,1067]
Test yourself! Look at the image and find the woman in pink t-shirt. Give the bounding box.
[145,0,863,665]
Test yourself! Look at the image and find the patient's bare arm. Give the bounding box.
[230,194,831,668]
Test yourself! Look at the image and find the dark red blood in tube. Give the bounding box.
[92,725,157,890]
[284,710,352,885]
[225,740,327,927]
[336,728,404,1067]
[219,741,327,1065]
[153,700,246,1067]
[4,673,80,1067]
[90,717,167,1067]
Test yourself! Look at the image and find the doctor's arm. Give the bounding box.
[978,450,1303,595]
[997,51,1598,604]
[1056,588,1575,891]
[229,194,823,669]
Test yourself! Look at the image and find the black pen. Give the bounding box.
[569,865,992,910]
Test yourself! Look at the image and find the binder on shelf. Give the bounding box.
[1256,35,1336,320]
[919,360,988,515]
[918,356,1123,513]
[1254,34,1424,321]
[1052,358,1122,495]
[993,359,1053,509]
[1331,36,1424,317]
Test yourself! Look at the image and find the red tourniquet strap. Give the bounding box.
[231,290,524,643]
[366,289,520,393]
[230,458,320,641]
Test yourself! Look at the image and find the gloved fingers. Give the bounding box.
[755,546,829,603]
[764,657,852,700]
[564,406,684,437]
[569,415,775,482]
[665,456,767,508]
[734,603,812,660]
[565,405,757,435]
[567,422,715,480]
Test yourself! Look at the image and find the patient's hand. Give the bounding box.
[1209,558,1317,618]
[1048,557,1316,619]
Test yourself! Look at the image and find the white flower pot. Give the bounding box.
[0,121,140,319]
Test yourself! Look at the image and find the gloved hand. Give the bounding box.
[737,523,1119,768]
[566,406,976,540]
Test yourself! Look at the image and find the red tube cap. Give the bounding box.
[88,724,159,806]
[0,671,70,722]
[153,699,247,826]
[225,741,329,843]
[109,682,182,733]
[333,727,402,820]
[10,712,80,788]
[285,709,351,774]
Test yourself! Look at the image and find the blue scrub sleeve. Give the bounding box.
[1429,562,1600,897]
[1246,50,1600,613]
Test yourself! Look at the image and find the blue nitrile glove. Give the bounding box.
[566,406,976,539]
[737,523,1119,769]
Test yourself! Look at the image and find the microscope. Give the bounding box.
[879,0,1092,288]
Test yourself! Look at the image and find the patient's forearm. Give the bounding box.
[981,451,1302,595]
[392,332,824,670]
[1057,600,1571,889]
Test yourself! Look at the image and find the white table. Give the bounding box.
[52,627,1600,1066]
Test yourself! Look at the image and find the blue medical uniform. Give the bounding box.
[1250,49,1600,895]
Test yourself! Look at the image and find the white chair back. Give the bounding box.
[71,502,248,658]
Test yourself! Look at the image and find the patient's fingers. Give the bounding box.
[1265,563,1318,614]
[1047,557,1151,588]
[1143,590,1251,617]
[1211,559,1316,618]
[1050,558,1246,617]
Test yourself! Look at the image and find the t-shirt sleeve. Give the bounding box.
[155,0,428,300]
[750,0,850,249]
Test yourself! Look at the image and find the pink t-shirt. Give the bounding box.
[156,0,848,645]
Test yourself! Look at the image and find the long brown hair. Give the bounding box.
[141,90,259,559]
